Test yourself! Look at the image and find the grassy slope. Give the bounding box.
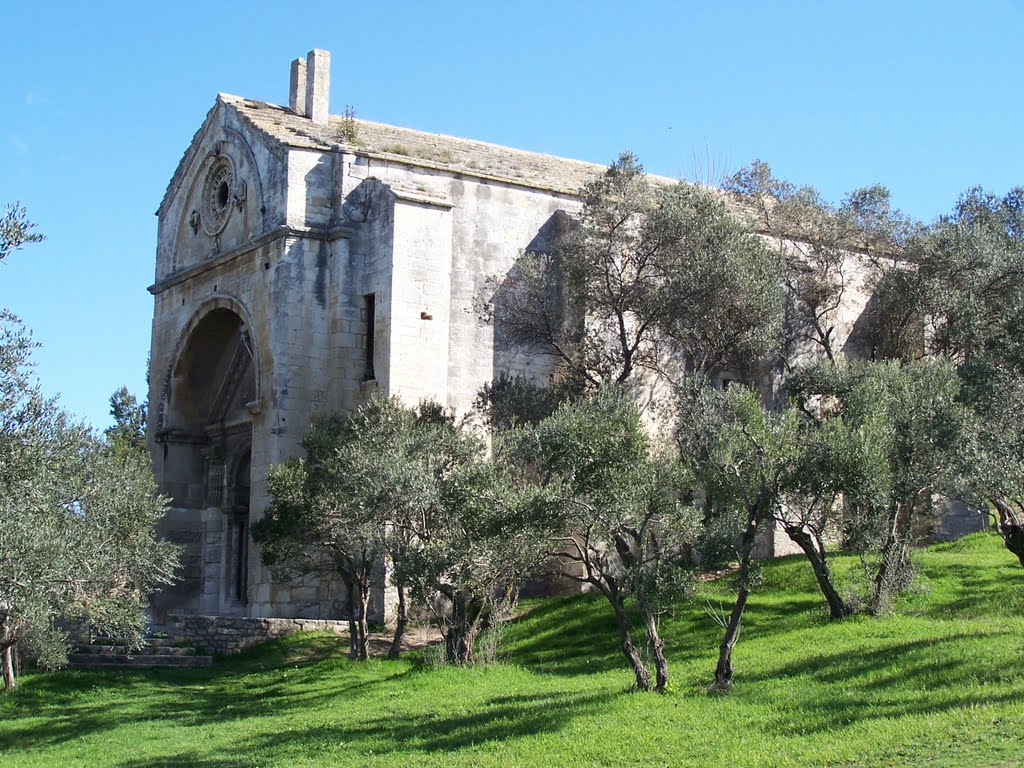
[1,533,1023,767]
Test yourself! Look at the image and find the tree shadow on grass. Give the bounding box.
[747,630,1024,735]
[911,562,1024,619]
[502,586,831,681]
[0,657,422,752]
[96,753,253,768]
[114,689,618,767]
[501,595,625,675]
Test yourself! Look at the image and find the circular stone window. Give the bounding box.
[200,157,235,236]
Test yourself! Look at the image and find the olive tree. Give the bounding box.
[396,403,551,664]
[1,207,177,691]
[677,384,803,692]
[788,359,975,613]
[852,186,1024,567]
[912,187,1024,564]
[508,386,698,692]
[486,153,782,390]
[253,398,420,660]
[0,315,178,690]
[726,161,916,366]
[255,395,550,664]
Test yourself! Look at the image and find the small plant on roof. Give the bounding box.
[340,105,358,143]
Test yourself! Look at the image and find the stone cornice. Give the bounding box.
[149,224,353,295]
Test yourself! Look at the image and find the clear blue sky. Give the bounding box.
[2,1,1022,430]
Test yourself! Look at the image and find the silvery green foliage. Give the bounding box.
[726,161,918,365]
[492,153,782,389]
[788,359,976,612]
[510,386,699,692]
[914,186,1024,564]
[675,383,807,690]
[0,314,178,687]
[0,203,44,264]
[255,395,550,664]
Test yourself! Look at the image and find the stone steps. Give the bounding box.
[67,638,213,669]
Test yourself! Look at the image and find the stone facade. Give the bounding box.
[148,49,980,631]
[148,50,608,625]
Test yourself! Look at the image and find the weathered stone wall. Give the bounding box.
[149,101,352,621]
[933,499,988,541]
[169,613,349,656]
[339,153,575,415]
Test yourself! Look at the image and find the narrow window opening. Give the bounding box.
[363,293,376,381]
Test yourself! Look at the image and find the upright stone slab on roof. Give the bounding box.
[288,58,307,116]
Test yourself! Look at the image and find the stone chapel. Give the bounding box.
[151,50,976,626]
[147,49,630,621]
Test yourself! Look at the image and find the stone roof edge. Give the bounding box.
[163,96,791,244]
[218,93,678,196]
[156,99,223,217]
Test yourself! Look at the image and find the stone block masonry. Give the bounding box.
[170,613,349,655]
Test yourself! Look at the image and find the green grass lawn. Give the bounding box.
[2,533,1023,767]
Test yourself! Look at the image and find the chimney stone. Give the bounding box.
[289,58,307,115]
[305,49,330,125]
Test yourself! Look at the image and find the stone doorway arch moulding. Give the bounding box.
[156,293,262,437]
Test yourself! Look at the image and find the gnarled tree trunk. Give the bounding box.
[994,500,1024,567]
[610,593,651,691]
[638,601,668,692]
[444,592,484,664]
[346,577,369,661]
[785,524,849,619]
[713,501,762,693]
[388,584,408,660]
[713,584,749,693]
[871,499,913,615]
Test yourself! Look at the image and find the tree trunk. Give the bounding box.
[713,503,761,693]
[994,501,1024,567]
[1001,522,1024,567]
[639,601,668,692]
[347,583,369,661]
[785,524,849,619]
[713,585,749,693]
[2,644,16,692]
[608,593,651,691]
[388,584,408,660]
[443,593,484,665]
[872,502,911,615]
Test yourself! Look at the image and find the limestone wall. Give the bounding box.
[169,613,349,656]
[339,153,575,415]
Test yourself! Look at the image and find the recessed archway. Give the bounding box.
[157,300,258,614]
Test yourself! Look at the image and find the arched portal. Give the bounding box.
[158,305,257,615]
